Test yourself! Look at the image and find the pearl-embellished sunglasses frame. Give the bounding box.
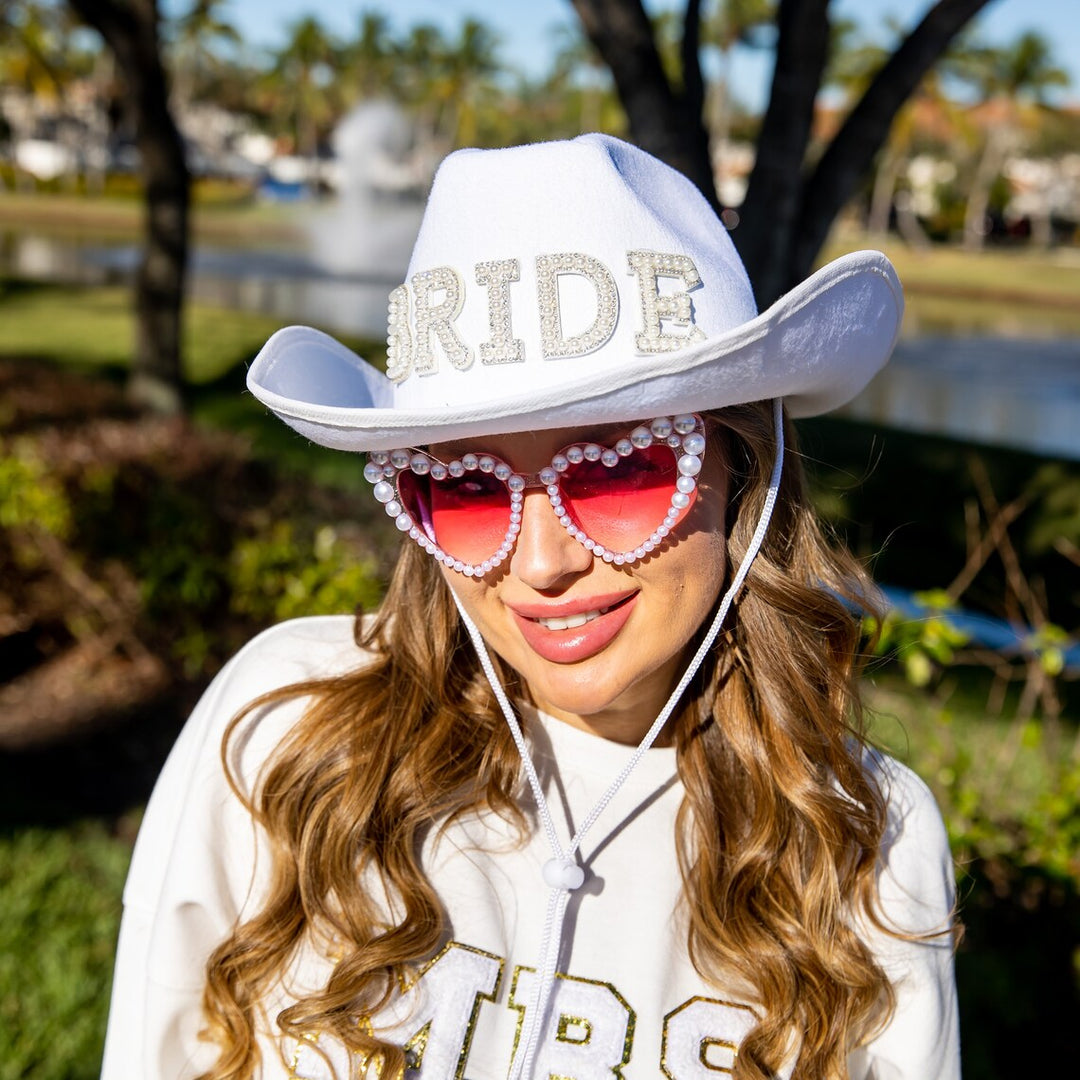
[364,414,707,578]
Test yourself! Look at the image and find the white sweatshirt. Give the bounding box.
[101,616,960,1080]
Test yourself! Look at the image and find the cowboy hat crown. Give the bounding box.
[248,134,903,452]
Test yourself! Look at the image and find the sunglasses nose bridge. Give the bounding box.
[508,484,592,587]
[519,472,554,492]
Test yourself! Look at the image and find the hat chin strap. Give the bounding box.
[448,398,784,1080]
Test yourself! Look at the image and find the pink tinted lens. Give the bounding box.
[561,444,681,551]
[398,468,511,566]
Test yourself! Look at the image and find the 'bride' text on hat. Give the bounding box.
[386,251,708,383]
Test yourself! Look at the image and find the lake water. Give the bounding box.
[0,221,413,341]
[2,228,1078,462]
[837,336,1080,461]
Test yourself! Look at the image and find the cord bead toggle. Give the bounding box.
[542,857,585,891]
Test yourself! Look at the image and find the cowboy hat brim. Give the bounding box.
[247,249,902,453]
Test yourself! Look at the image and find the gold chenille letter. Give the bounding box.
[628,251,707,353]
[476,259,525,365]
[386,283,414,383]
[411,266,473,375]
[536,253,619,359]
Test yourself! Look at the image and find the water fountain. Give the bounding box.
[298,101,433,337]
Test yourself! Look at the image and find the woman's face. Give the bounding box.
[434,421,729,744]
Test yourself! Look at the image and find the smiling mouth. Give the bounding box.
[531,595,634,631]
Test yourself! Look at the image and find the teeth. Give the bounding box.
[536,608,605,631]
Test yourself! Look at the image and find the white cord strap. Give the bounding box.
[449,398,785,1080]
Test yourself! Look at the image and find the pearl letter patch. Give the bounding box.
[476,259,525,366]
[386,284,414,383]
[628,251,706,353]
[536,253,619,359]
[412,267,473,375]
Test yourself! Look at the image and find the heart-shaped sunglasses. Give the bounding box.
[364,415,707,577]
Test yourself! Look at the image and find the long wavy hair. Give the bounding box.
[200,401,903,1080]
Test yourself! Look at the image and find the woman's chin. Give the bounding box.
[520,654,680,743]
[533,689,626,728]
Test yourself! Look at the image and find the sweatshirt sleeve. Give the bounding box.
[100,616,363,1080]
[848,753,961,1080]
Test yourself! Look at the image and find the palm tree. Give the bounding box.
[341,10,397,102]
[701,0,775,150]
[269,14,339,161]
[0,1,93,115]
[0,0,85,189]
[431,17,501,147]
[548,22,611,135]
[956,30,1069,249]
[168,0,240,109]
[824,16,956,246]
[0,1,66,101]
[397,22,447,143]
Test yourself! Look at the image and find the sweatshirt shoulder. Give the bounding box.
[147,615,374,806]
[219,614,371,696]
[865,748,948,846]
[852,753,961,1077]
[862,747,955,938]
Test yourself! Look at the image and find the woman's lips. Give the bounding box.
[508,592,638,664]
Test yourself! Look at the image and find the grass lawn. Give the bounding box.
[0,279,295,383]
[0,187,300,246]
[823,233,1080,336]
[0,819,136,1080]
[865,671,1077,826]
[868,243,1080,304]
[0,278,385,490]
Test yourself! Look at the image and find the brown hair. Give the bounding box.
[200,402,907,1080]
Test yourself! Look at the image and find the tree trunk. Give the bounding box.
[1030,208,1052,249]
[67,0,189,413]
[868,144,929,249]
[895,190,931,249]
[867,145,903,239]
[571,0,993,308]
[735,0,830,307]
[570,0,717,210]
[963,119,1010,250]
[707,53,734,153]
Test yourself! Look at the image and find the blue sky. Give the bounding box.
[185,0,1080,110]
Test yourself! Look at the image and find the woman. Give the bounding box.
[102,134,959,1080]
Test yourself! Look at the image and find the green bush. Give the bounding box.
[230,521,382,623]
[0,445,71,539]
[1,412,387,680]
[868,589,971,687]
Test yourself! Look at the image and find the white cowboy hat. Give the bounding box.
[247,133,902,452]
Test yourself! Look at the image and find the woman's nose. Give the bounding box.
[509,488,592,589]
